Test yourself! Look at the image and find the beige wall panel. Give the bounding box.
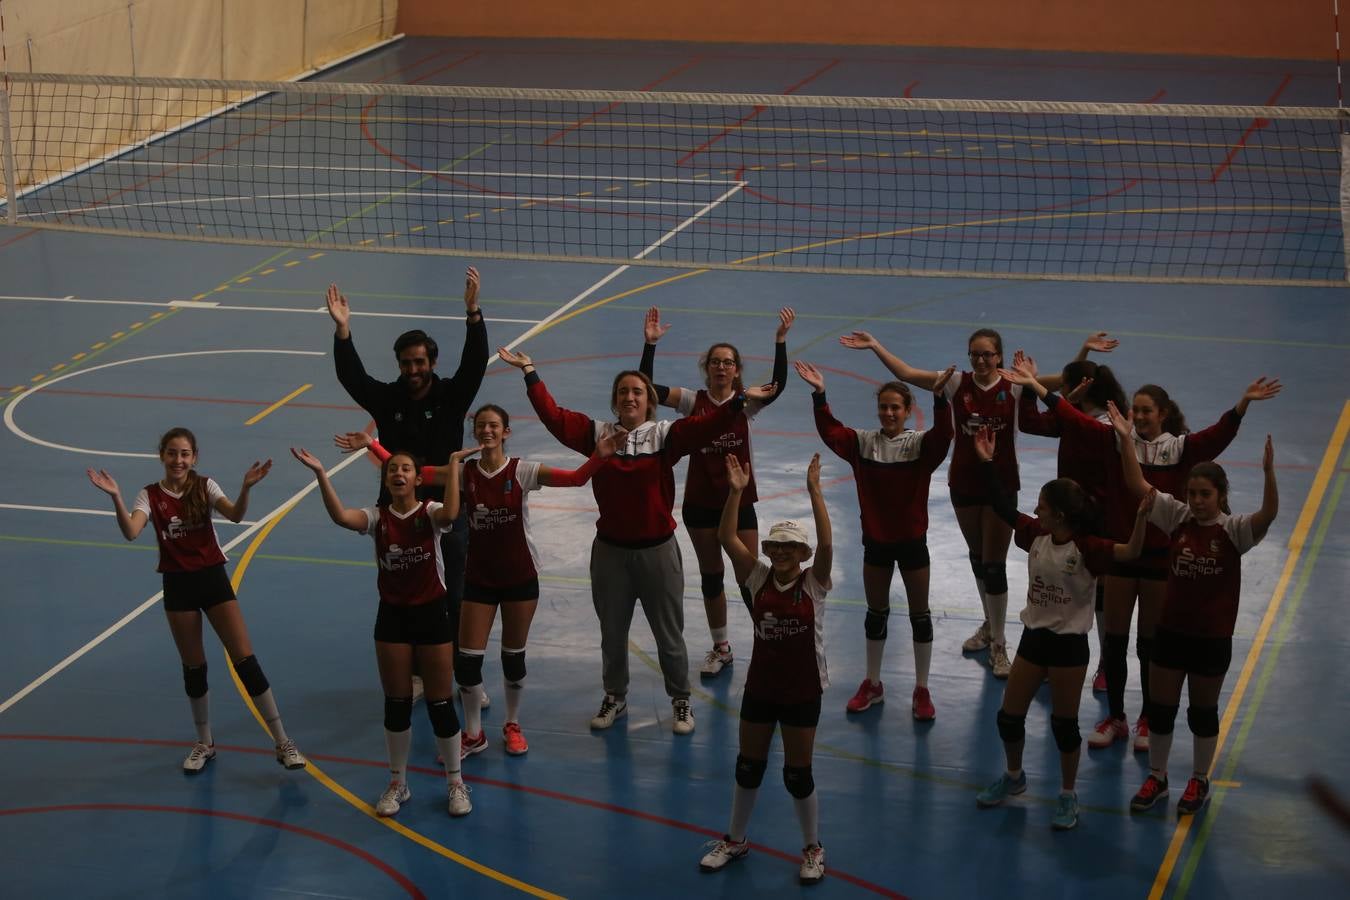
[8,2,134,74]
[304,0,391,70]
[131,0,224,77]
[224,0,306,79]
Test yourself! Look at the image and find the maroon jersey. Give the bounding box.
[135,479,228,574]
[1020,393,1112,505]
[359,500,450,607]
[813,393,952,543]
[1150,492,1260,639]
[677,389,763,508]
[742,562,831,704]
[463,457,542,587]
[945,372,1022,494]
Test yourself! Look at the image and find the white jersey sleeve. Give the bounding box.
[1147,490,1192,535]
[1223,513,1260,555]
[515,460,543,492]
[204,478,227,505]
[676,389,698,417]
[133,488,151,517]
[357,506,379,536]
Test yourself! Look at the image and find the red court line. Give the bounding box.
[543,57,704,146]
[903,81,919,98]
[1209,73,1292,184]
[0,802,425,898]
[1142,88,1167,103]
[0,734,905,898]
[675,59,841,167]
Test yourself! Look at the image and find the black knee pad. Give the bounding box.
[182,663,208,699]
[426,697,461,739]
[384,696,413,732]
[909,611,934,644]
[783,765,815,799]
[734,754,767,789]
[982,562,1008,595]
[969,552,985,582]
[454,649,485,688]
[1050,715,1081,754]
[1187,705,1219,738]
[996,710,1026,744]
[864,606,891,641]
[1149,702,1180,735]
[1136,635,1155,662]
[700,571,725,600]
[501,648,527,684]
[232,655,269,697]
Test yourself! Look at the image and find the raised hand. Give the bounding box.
[973,426,995,462]
[932,364,956,396]
[1082,331,1119,354]
[1106,400,1132,438]
[334,431,374,453]
[597,426,629,458]
[498,347,533,369]
[464,266,480,313]
[325,283,350,331]
[451,445,484,463]
[1138,489,1156,518]
[745,381,780,403]
[794,360,825,392]
[644,306,671,344]
[776,307,796,341]
[725,453,750,491]
[1243,376,1283,404]
[290,447,324,473]
[87,468,121,497]
[806,452,821,492]
[839,330,878,351]
[1065,376,1093,405]
[242,459,272,488]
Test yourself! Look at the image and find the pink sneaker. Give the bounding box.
[911,686,936,721]
[1086,715,1129,748]
[845,679,884,713]
[460,729,488,760]
[502,722,529,756]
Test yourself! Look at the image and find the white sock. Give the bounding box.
[864,639,885,684]
[711,626,729,647]
[728,785,758,842]
[460,684,485,737]
[504,680,524,724]
[913,640,932,688]
[1149,730,1175,778]
[1193,735,1218,778]
[436,733,462,784]
[189,694,212,745]
[988,593,1008,645]
[385,728,411,783]
[792,791,820,848]
[252,688,289,744]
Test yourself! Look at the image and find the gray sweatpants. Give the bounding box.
[589,535,691,701]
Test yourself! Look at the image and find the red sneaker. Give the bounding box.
[1092,667,1107,693]
[1130,773,1170,812]
[1086,715,1129,748]
[1132,715,1151,753]
[502,722,529,756]
[911,686,936,721]
[460,729,488,760]
[1177,776,1210,815]
[845,679,884,713]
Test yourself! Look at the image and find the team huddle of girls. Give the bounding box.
[87,283,1280,884]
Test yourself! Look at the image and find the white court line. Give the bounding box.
[0,502,256,525]
[0,295,540,325]
[101,161,740,184]
[0,181,744,718]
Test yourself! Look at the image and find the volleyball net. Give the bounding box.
[1,72,1346,284]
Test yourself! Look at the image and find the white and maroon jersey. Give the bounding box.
[358,500,452,607]
[675,388,764,507]
[135,478,228,573]
[1149,491,1260,639]
[741,561,831,704]
[462,457,542,587]
[814,395,952,543]
[944,372,1022,493]
[1013,514,1116,634]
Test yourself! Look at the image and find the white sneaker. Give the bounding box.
[447,781,473,817]
[699,835,750,871]
[375,780,410,817]
[590,694,627,730]
[672,699,696,735]
[275,739,307,770]
[411,675,424,704]
[989,643,1012,679]
[799,843,826,884]
[962,622,992,652]
[700,645,733,677]
[182,741,216,773]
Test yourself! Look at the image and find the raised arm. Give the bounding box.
[1233,376,1282,417]
[290,447,369,531]
[434,446,482,527]
[1107,401,1152,498]
[213,459,272,523]
[328,284,384,412]
[1002,355,1049,401]
[439,266,490,411]
[538,427,626,487]
[86,469,148,540]
[806,453,833,583]
[757,307,794,409]
[1250,435,1279,541]
[719,455,759,585]
[1112,491,1155,561]
[336,432,443,484]
[922,367,957,466]
[500,348,597,455]
[797,361,856,463]
[667,383,777,457]
[839,330,944,391]
[638,307,679,408]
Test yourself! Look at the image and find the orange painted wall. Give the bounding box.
[398,1,1333,60]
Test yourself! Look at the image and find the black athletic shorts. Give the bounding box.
[373,596,455,645]
[739,691,822,728]
[862,536,930,572]
[162,564,235,613]
[1015,627,1090,668]
[463,577,540,605]
[950,486,1017,510]
[1110,546,1169,581]
[1152,627,1232,678]
[682,502,758,532]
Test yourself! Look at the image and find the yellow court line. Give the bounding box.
[532,269,708,335]
[225,502,562,898]
[244,384,312,426]
[1149,399,1350,900]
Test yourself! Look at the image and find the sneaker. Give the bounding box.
[275,739,307,770]
[1177,776,1210,816]
[590,694,627,730]
[672,699,696,735]
[1133,715,1151,753]
[1130,773,1170,812]
[700,644,734,677]
[845,679,884,713]
[375,780,411,817]
[182,741,216,773]
[1092,666,1107,693]
[1087,715,1129,748]
[989,643,1012,679]
[411,675,424,704]
[699,835,750,872]
[799,843,826,884]
[975,770,1028,807]
[502,722,529,756]
[447,781,473,817]
[962,621,992,652]
[460,729,488,760]
[1051,791,1079,830]
[911,686,936,721]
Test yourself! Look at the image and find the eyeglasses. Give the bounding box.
[968,351,999,361]
[707,359,738,369]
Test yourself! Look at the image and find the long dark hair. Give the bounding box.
[473,403,510,430]
[1135,384,1188,435]
[1061,360,1127,413]
[1187,462,1231,514]
[158,427,209,526]
[1041,477,1101,534]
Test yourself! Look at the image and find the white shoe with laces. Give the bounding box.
[962,622,992,653]
[447,781,473,817]
[799,843,826,884]
[989,643,1012,679]
[375,780,410,817]
[699,835,750,871]
[182,742,216,773]
[672,699,696,735]
[274,739,307,770]
[700,645,733,677]
[590,694,627,730]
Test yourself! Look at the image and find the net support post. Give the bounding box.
[0,85,17,225]
[1342,133,1350,282]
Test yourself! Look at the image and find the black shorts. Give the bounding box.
[682,502,758,532]
[1152,627,1232,678]
[162,564,236,613]
[949,486,1017,510]
[373,596,455,645]
[862,537,930,572]
[739,692,822,728]
[1015,627,1090,668]
[1110,546,1169,581]
[463,577,540,605]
